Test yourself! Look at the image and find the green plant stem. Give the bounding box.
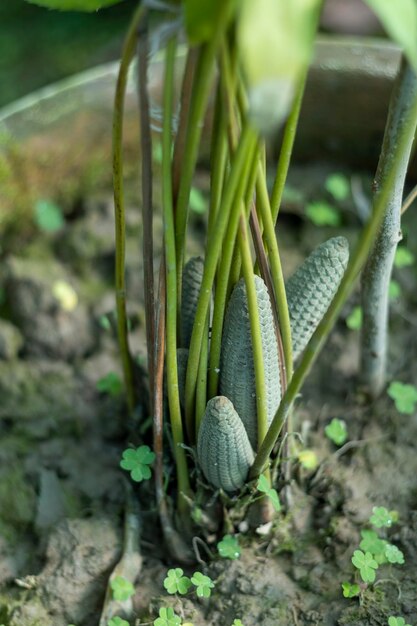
[185,125,258,438]
[137,12,155,412]
[195,312,209,432]
[238,215,268,447]
[361,60,417,397]
[162,35,191,509]
[250,59,417,479]
[207,81,228,239]
[270,67,308,224]
[113,2,145,413]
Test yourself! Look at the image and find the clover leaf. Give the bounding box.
[325,418,348,446]
[232,620,245,626]
[370,506,398,528]
[110,576,135,601]
[191,572,215,598]
[325,173,350,201]
[154,607,181,626]
[385,544,405,565]
[305,201,341,226]
[359,530,386,556]
[120,446,155,482]
[341,582,360,598]
[257,475,281,512]
[108,618,130,626]
[163,568,192,595]
[394,246,414,268]
[217,535,241,560]
[388,381,417,414]
[388,618,412,626]
[351,550,378,583]
[346,306,362,330]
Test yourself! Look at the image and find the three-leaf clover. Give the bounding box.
[370,506,398,528]
[388,381,417,415]
[108,618,130,626]
[325,173,350,201]
[97,372,123,396]
[232,620,245,626]
[163,568,192,595]
[110,576,135,601]
[388,618,412,626]
[351,550,378,583]
[341,582,360,598]
[217,535,241,560]
[346,306,362,330]
[384,544,405,564]
[305,201,341,226]
[154,607,181,626]
[359,530,386,556]
[120,446,155,482]
[394,246,414,268]
[257,475,281,512]
[325,418,348,446]
[191,572,215,598]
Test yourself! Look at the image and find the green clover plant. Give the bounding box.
[108,617,130,626]
[154,607,181,626]
[388,382,417,414]
[305,200,341,226]
[351,550,378,583]
[120,446,155,482]
[341,582,360,598]
[163,568,192,595]
[388,618,412,626]
[190,572,215,598]
[324,418,348,446]
[217,535,241,560]
[370,506,398,528]
[257,475,281,512]
[110,576,135,601]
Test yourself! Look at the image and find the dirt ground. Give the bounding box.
[0,160,417,626]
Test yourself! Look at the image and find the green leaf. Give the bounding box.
[359,530,386,556]
[305,201,341,226]
[34,199,64,233]
[108,618,130,626]
[325,173,350,201]
[389,279,401,300]
[346,306,363,330]
[257,475,281,512]
[110,576,135,602]
[190,572,215,598]
[237,0,320,133]
[189,188,208,214]
[184,0,235,44]
[232,621,245,626]
[25,0,125,11]
[341,582,360,598]
[96,372,123,397]
[388,381,417,414]
[363,0,417,73]
[324,418,348,446]
[217,535,241,560]
[369,506,398,528]
[384,544,405,564]
[388,618,412,626]
[351,550,378,583]
[154,607,181,626]
[120,445,155,482]
[163,568,192,595]
[394,246,415,268]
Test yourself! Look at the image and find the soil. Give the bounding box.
[1,160,417,626]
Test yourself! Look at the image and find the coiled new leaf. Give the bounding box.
[197,396,254,492]
[286,236,349,360]
[181,256,205,349]
[220,276,281,449]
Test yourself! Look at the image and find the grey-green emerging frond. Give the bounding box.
[197,396,254,492]
[220,275,281,449]
[286,236,349,360]
[181,256,205,348]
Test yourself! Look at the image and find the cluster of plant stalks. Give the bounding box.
[112,0,417,549]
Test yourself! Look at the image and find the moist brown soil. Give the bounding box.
[1,163,417,626]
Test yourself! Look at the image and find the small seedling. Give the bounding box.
[341,582,360,598]
[217,534,241,560]
[325,172,350,201]
[163,568,192,595]
[388,381,417,414]
[231,620,245,626]
[384,544,405,564]
[120,445,155,482]
[34,198,64,232]
[394,246,415,268]
[370,506,398,528]
[257,475,281,512]
[97,372,123,397]
[154,607,181,626]
[297,449,318,470]
[189,187,208,214]
[346,306,362,330]
[190,572,215,598]
[388,618,412,626]
[351,550,378,583]
[110,576,135,601]
[305,200,341,226]
[359,529,386,556]
[389,279,401,300]
[325,418,348,446]
[108,618,130,626]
